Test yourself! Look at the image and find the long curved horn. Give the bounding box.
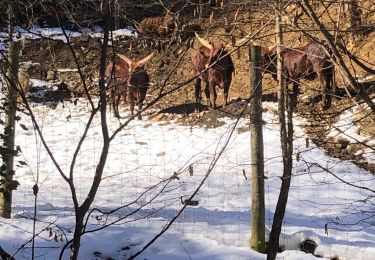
[235,35,251,47]
[117,54,133,66]
[268,44,277,53]
[225,35,253,49]
[136,52,154,68]
[195,32,213,50]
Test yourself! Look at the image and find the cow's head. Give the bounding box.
[195,33,228,68]
[260,44,278,77]
[116,52,154,84]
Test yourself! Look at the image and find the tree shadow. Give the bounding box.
[158,102,207,115]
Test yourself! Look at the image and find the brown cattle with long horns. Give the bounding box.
[192,34,235,110]
[263,40,334,109]
[105,53,154,119]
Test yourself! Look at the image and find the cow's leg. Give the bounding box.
[109,86,118,118]
[319,74,331,110]
[291,82,299,107]
[208,81,217,110]
[137,90,146,120]
[113,94,121,118]
[194,78,202,107]
[324,73,333,109]
[137,102,143,120]
[330,72,336,97]
[292,82,299,95]
[108,85,113,115]
[204,82,210,104]
[317,71,326,109]
[325,77,332,109]
[314,64,332,109]
[127,89,135,117]
[223,80,230,107]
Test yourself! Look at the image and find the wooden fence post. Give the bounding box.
[0,23,20,218]
[249,45,266,253]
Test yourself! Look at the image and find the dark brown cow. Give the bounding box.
[263,40,334,109]
[192,34,235,110]
[105,53,154,119]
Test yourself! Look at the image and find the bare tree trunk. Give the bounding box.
[70,212,84,260]
[267,11,295,260]
[249,45,265,253]
[68,1,111,259]
[332,0,345,98]
[199,0,203,19]
[346,0,362,33]
[0,4,20,219]
[347,0,361,49]
[114,0,119,30]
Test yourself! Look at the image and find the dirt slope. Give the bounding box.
[18,5,375,173]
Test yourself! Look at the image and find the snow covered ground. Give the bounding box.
[0,26,374,259]
[0,97,373,259]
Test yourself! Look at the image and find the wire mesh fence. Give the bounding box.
[0,1,374,258]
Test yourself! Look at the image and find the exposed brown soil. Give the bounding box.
[18,6,375,173]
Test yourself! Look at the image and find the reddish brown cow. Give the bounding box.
[105,53,154,119]
[263,40,334,109]
[192,34,235,110]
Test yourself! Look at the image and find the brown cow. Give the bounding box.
[138,12,178,36]
[105,53,154,119]
[263,40,334,109]
[192,34,235,110]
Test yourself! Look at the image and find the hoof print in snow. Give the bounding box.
[120,245,131,251]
